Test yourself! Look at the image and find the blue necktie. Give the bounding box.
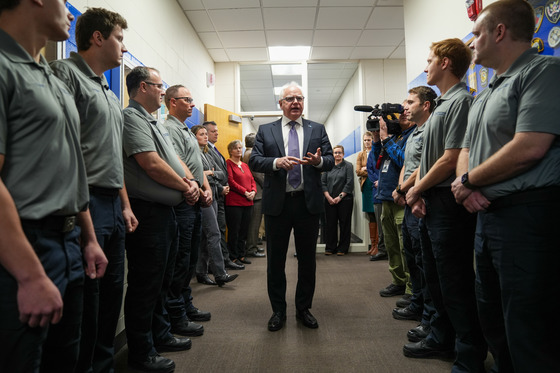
[288,121,301,188]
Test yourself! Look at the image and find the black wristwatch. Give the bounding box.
[461,172,476,190]
[396,184,406,196]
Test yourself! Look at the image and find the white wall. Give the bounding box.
[403,0,499,84]
[69,0,215,108]
[323,59,406,251]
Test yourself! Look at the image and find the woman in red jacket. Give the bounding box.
[225,140,256,266]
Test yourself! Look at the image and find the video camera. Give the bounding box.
[354,103,404,136]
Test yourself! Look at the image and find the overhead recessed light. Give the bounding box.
[268,46,310,62]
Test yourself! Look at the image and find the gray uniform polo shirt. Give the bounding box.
[419,82,473,187]
[464,48,560,200]
[0,29,88,219]
[50,52,124,189]
[123,100,185,206]
[164,115,204,185]
[402,125,425,183]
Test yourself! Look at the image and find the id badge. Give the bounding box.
[382,159,391,173]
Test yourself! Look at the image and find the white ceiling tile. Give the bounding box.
[185,10,215,32]
[389,45,406,59]
[209,9,264,31]
[178,0,204,10]
[207,48,230,61]
[266,30,313,46]
[310,47,353,60]
[316,7,372,29]
[198,32,222,48]
[263,8,316,30]
[262,0,318,7]
[226,48,268,61]
[313,30,361,47]
[366,7,404,29]
[358,29,404,46]
[350,46,394,59]
[320,0,376,5]
[219,31,266,48]
[202,0,260,9]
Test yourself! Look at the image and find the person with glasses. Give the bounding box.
[49,8,137,372]
[163,85,212,339]
[249,81,334,332]
[225,140,256,266]
[321,145,354,256]
[122,66,199,372]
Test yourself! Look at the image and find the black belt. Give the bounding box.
[488,186,560,211]
[286,190,304,197]
[89,186,120,197]
[21,215,77,233]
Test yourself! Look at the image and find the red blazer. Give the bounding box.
[225,159,256,207]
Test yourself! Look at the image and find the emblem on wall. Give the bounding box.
[549,26,560,48]
[531,37,545,52]
[546,0,560,24]
[535,6,544,32]
[479,68,489,88]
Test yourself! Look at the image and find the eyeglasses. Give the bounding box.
[282,96,305,103]
[173,97,194,103]
[144,81,163,89]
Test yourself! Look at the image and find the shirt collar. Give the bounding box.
[489,47,538,88]
[435,82,468,107]
[282,116,303,127]
[0,28,52,72]
[68,52,110,89]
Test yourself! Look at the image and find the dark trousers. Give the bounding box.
[167,201,201,325]
[324,197,353,254]
[419,217,455,348]
[225,205,253,260]
[216,196,230,261]
[0,223,82,373]
[266,192,319,315]
[476,195,559,373]
[402,205,428,318]
[124,199,177,361]
[246,198,262,254]
[424,187,486,373]
[76,192,125,373]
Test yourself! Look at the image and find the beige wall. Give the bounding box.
[403,0,499,84]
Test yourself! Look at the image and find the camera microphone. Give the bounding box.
[354,105,374,112]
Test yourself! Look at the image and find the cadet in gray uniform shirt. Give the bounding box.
[50,8,136,373]
[122,66,198,373]
[452,1,560,371]
[0,2,102,372]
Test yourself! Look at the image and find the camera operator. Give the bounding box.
[367,110,416,300]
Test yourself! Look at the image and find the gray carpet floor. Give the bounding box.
[115,240,461,372]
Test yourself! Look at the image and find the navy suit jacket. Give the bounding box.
[249,118,334,216]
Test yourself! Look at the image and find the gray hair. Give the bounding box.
[278,81,303,100]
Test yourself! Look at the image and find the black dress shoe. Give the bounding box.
[296,309,318,329]
[268,312,286,331]
[128,354,175,373]
[155,336,192,352]
[246,251,265,257]
[225,260,245,270]
[379,283,406,297]
[403,339,454,359]
[186,307,211,322]
[237,257,252,264]
[396,293,412,308]
[215,273,238,287]
[196,274,217,286]
[370,251,388,261]
[171,319,204,337]
[392,306,422,321]
[407,324,431,342]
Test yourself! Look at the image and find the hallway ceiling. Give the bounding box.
[176,0,405,124]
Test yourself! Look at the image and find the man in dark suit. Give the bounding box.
[249,82,334,332]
